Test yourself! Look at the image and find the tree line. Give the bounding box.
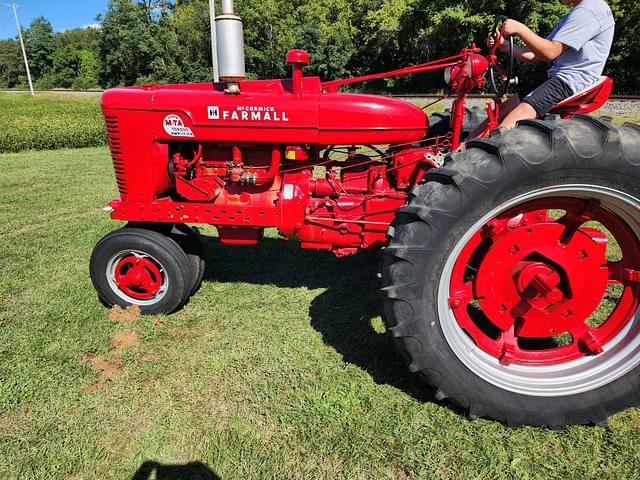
[1,0,638,93]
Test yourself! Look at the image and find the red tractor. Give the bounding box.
[90,7,640,427]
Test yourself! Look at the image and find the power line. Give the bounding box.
[2,3,34,96]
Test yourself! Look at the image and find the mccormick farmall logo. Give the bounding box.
[208,105,289,122]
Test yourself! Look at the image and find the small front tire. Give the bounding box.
[168,224,206,297]
[90,227,193,314]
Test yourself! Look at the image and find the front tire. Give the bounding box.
[167,224,206,297]
[90,227,193,314]
[381,116,640,427]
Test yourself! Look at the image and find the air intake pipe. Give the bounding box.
[215,0,246,92]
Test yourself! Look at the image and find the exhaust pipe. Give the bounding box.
[214,0,246,90]
[221,0,234,14]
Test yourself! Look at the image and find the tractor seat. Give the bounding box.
[548,76,613,118]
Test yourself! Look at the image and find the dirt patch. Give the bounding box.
[83,329,140,391]
[151,317,162,330]
[140,379,155,389]
[83,353,123,392]
[111,329,140,358]
[141,351,163,362]
[168,327,185,338]
[108,305,141,324]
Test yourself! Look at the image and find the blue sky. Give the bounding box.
[0,1,109,40]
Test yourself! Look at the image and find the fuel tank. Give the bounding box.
[100,77,427,146]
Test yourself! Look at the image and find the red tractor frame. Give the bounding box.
[90,19,640,428]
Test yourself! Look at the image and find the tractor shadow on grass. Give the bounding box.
[131,460,220,479]
[200,234,432,403]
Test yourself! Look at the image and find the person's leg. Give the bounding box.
[501,76,574,129]
[468,94,522,138]
[467,71,549,139]
[499,100,538,128]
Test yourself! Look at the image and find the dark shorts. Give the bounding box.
[516,71,573,117]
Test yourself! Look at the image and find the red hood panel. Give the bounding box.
[101,79,427,145]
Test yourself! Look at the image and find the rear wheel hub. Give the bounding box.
[514,261,564,308]
[449,197,640,367]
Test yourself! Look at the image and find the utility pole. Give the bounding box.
[209,0,219,83]
[3,3,34,96]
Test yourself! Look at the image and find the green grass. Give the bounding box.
[2,93,106,153]
[1,131,640,478]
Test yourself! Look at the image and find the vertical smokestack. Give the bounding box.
[209,0,219,83]
[221,0,234,15]
[215,0,246,86]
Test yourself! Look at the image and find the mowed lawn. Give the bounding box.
[1,143,640,476]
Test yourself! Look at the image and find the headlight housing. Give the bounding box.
[465,53,489,80]
[444,66,461,87]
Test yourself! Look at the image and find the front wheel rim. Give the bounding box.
[438,185,640,397]
[106,250,169,306]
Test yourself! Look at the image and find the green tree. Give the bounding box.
[293,0,356,80]
[607,0,640,93]
[73,50,100,89]
[48,45,80,88]
[235,0,297,79]
[97,0,156,86]
[23,17,56,81]
[1,0,635,93]
[0,39,25,88]
[45,45,99,89]
[172,0,213,81]
[145,11,185,84]
[55,26,101,54]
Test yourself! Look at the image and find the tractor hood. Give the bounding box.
[100,78,427,146]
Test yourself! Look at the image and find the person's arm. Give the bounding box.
[504,43,543,64]
[501,19,566,62]
[488,33,543,64]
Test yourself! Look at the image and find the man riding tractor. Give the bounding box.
[472,0,615,136]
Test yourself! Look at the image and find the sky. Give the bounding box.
[0,0,109,40]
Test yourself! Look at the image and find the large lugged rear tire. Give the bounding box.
[380,115,640,427]
[428,106,488,140]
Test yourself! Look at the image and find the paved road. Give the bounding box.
[1,89,102,96]
[3,89,639,115]
[396,96,640,116]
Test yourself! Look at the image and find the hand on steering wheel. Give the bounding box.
[489,15,515,97]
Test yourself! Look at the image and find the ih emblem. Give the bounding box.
[208,106,220,120]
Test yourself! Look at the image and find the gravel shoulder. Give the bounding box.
[398,96,640,117]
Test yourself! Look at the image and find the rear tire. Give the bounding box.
[90,227,193,314]
[381,115,640,427]
[428,106,487,140]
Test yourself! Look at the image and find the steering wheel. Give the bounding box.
[489,15,515,97]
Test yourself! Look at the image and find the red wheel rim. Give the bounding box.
[113,254,164,300]
[449,198,640,366]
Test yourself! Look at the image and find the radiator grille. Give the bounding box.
[105,116,128,196]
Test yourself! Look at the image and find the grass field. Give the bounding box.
[1,120,640,478]
[2,92,106,153]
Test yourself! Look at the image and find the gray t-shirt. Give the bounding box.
[546,0,615,94]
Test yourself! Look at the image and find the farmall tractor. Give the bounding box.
[90,3,640,427]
